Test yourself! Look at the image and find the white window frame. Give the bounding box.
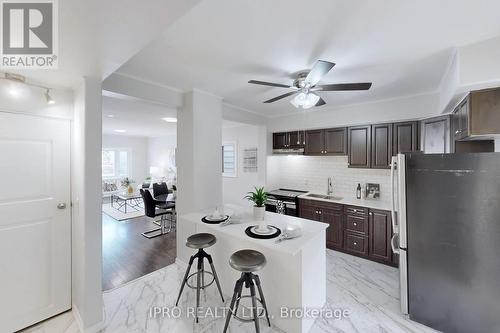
[222,141,237,178]
[102,148,132,180]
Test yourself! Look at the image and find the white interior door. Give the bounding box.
[0,112,71,332]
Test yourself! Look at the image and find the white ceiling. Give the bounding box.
[102,94,247,137]
[116,0,500,117]
[7,0,200,88]
[102,94,177,137]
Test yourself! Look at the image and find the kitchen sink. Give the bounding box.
[305,193,343,201]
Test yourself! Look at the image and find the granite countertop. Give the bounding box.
[298,192,392,211]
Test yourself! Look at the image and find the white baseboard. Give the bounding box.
[175,257,188,268]
[72,304,105,333]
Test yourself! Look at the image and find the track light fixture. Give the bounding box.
[45,89,55,104]
[1,72,56,105]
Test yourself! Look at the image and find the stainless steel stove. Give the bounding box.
[265,188,307,216]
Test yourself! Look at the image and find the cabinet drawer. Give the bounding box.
[344,232,368,255]
[344,205,367,216]
[345,214,367,235]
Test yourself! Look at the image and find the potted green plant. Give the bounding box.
[121,177,136,194]
[245,186,268,228]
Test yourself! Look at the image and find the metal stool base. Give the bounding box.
[223,272,271,333]
[175,248,225,323]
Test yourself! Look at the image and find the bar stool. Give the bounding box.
[175,233,224,323]
[223,249,271,333]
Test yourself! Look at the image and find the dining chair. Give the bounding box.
[140,189,173,238]
[153,182,169,197]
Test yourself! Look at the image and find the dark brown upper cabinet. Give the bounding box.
[420,115,452,154]
[288,130,305,148]
[371,123,392,169]
[305,128,347,155]
[453,96,469,141]
[348,125,371,168]
[324,128,347,155]
[452,87,500,141]
[273,131,305,149]
[393,121,419,155]
[273,132,289,149]
[304,130,324,155]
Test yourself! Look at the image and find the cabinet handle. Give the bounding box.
[369,212,373,216]
[455,130,460,134]
[353,209,358,213]
[318,210,322,214]
[354,242,358,246]
[353,222,357,226]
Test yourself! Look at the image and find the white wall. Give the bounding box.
[267,155,391,209]
[459,36,500,88]
[72,77,103,331]
[147,135,177,179]
[102,134,148,184]
[177,90,223,263]
[266,92,440,134]
[222,124,267,206]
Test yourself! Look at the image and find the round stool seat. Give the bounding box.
[186,233,216,249]
[229,249,266,272]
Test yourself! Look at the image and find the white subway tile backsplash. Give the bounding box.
[266,155,391,207]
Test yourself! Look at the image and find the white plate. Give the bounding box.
[251,225,276,235]
[205,215,227,222]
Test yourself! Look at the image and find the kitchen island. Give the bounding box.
[178,207,328,333]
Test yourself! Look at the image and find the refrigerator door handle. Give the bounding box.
[391,233,400,254]
[390,156,399,233]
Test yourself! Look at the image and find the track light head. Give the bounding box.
[45,89,55,105]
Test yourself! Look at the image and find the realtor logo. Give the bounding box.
[1,0,58,68]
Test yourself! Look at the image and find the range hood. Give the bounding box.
[272,148,304,155]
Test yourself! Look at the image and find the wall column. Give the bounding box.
[176,89,223,262]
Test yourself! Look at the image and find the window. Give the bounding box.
[102,149,130,178]
[222,142,237,177]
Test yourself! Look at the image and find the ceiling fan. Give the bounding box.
[248,60,372,109]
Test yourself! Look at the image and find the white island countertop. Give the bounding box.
[182,207,328,256]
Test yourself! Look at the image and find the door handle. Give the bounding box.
[391,234,400,254]
[57,203,67,209]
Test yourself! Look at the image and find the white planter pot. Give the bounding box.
[253,206,266,228]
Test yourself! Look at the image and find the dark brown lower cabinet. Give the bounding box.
[322,205,344,250]
[344,232,368,256]
[368,209,392,263]
[299,199,343,250]
[298,199,397,266]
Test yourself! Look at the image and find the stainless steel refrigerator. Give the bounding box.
[391,152,500,333]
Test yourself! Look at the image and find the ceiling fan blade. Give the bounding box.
[316,82,372,91]
[248,80,291,88]
[304,60,336,86]
[315,97,326,106]
[263,91,298,103]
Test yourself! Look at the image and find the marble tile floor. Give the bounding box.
[19,250,438,333]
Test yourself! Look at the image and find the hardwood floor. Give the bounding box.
[102,212,176,291]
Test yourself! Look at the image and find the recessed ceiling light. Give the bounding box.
[106,114,115,118]
[114,129,126,133]
[162,117,177,123]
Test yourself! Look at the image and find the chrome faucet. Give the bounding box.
[327,177,333,195]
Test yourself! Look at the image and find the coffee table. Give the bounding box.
[111,192,143,213]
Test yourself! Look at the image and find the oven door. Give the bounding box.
[285,202,297,216]
[265,198,278,213]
